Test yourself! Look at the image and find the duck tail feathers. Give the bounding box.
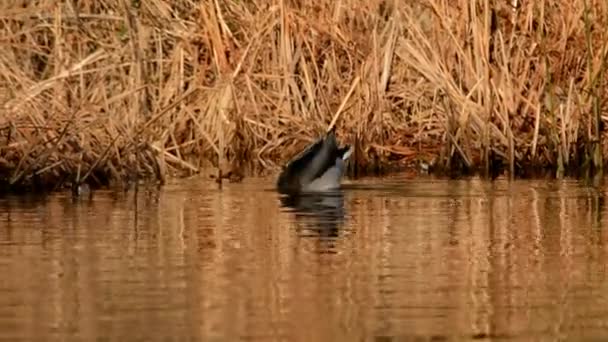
[337,145,353,161]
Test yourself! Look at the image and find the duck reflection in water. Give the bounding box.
[279,191,346,240]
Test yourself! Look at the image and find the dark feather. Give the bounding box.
[276,129,350,194]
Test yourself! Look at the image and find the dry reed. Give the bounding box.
[1,0,608,192]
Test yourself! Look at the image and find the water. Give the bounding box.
[1,175,607,341]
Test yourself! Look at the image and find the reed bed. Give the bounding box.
[1,0,607,192]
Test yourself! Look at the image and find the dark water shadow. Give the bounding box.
[278,191,346,242]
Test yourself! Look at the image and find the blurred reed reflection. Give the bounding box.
[0,177,608,341]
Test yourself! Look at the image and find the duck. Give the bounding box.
[276,128,353,194]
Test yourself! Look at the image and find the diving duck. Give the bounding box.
[276,128,353,194]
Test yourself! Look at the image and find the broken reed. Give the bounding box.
[1,0,607,192]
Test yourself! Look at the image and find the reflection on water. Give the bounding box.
[1,176,608,341]
[279,192,345,244]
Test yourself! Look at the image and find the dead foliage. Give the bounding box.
[1,0,608,191]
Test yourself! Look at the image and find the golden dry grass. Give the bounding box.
[1,0,608,192]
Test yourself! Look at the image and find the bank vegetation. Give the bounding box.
[1,0,608,192]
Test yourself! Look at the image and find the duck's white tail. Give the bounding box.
[342,146,354,161]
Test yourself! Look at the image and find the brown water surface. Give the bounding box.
[1,176,608,341]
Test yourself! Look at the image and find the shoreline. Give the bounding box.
[0,148,604,197]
